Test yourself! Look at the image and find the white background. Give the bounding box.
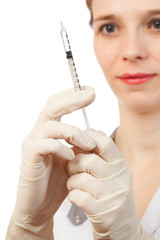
[0,0,119,238]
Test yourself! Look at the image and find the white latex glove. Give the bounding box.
[6,86,96,240]
[67,129,155,240]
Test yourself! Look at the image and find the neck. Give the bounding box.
[115,103,160,167]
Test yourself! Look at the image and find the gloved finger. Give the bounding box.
[22,138,75,164]
[67,172,100,198]
[67,171,129,199]
[36,86,95,124]
[31,121,96,151]
[71,146,90,155]
[68,189,95,214]
[68,152,125,178]
[68,189,113,219]
[85,129,123,163]
[68,188,124,221]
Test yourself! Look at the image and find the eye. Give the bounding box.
[100,23,118,35]
[153,20,160,29]
[149,19,160,30]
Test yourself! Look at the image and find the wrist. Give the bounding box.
[6,214,54,240]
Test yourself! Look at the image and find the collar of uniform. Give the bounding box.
[110,127,118,141]
[141,187,160,235]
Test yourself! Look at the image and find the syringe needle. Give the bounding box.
[60,21,65,31]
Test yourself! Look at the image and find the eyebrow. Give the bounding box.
[93,9,160,23]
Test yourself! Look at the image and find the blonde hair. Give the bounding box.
[86,0,93,26]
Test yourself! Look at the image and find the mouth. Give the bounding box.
[117,73,157,85]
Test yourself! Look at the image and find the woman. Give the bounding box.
[6,0,160,239]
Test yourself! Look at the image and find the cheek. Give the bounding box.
[145,35,160,65]
[93,38,120,80]
[151,45,160,66]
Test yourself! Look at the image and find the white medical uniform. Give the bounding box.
[54,129,160,239]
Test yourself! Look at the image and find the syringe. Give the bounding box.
[60,22,90,129]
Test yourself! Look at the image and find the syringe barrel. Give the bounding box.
[67,57,81,91]
[60,22,90,129]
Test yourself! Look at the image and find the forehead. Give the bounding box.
[92,0,160,18]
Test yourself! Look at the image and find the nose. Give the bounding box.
[121,32,148,62]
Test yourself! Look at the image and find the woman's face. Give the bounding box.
[93,0,160,113]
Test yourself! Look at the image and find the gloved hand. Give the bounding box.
[6,86,96,240]
[67,129,154,240]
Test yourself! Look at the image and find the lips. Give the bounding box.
[118,73,156,85]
